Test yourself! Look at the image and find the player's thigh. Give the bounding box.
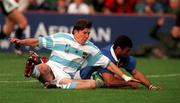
[46,61,71,85]
[37,64,54,82]
[3,17,15,34]
[8,9,27,28]
[72,79,96,89]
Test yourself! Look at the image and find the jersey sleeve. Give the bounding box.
[38,35,54,50]
[85,41,110,68]
[122,56,136,73]
[87,49,110,68]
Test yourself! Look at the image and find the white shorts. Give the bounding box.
[2,0,19,14]
[46,60,71,86]
[74,70,82,80]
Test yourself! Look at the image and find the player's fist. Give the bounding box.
[9,38,21,44]
[149,85,162,90]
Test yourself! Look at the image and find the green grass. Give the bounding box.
[0,52,180,103]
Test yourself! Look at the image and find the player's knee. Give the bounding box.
[89,80,96,89]
[19,20,27,29]
[38,64,51,75]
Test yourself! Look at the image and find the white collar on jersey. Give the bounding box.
[110,45,118,62]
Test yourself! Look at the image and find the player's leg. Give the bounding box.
[58,78,96,89]
[0,17,15,39]
[0,0,18,39]
[8,9,27,34]
[42,64,99,89]
[24,51,52,84]
[7,9,27,54]
[73,67,104,88]
[35,63,55,84]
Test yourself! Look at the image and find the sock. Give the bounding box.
[15,28,24,39]
[15,44,21,50]
[31,66,40,78]
[92,72,104,87]
[15,28,24,49]
[0,31,8,39]
[95,79,104,88]
[59,82,78,89]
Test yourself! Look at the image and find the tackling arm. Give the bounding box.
[107,62,139,82]
[9,38,39,47]
[131,69,161,90]
[131,69,151,87]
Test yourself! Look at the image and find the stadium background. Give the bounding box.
[0,0,180,103]
[0,13,175,53]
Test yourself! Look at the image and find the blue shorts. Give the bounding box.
[80,56,136,79]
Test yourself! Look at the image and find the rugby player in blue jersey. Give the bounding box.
[78,35,161,90]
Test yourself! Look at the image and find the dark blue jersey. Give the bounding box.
[80,44,136,79]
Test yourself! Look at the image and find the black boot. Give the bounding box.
[0,31,7,39]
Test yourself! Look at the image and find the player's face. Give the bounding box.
[121,47,131,57]
[117,47,131,57]
[74,28,90,45]
[115,47,131,58]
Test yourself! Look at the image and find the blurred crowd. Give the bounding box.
[0,0,180,59]
[15,0,180,25]
[16,0,179,14]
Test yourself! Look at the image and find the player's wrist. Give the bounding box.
[149,84,159,90]
[149,85,153,89]
[122,74,132,82]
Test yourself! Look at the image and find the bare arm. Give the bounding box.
[131,69,151,88]
[131,69,161,90]
[107,62,124,77]
[9,38,39,47]
[107,62,139,82]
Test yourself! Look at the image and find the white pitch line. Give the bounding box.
[0,74,17,76]
[0,80,38,83]
[147,73,180,78]
[0,73,180,83]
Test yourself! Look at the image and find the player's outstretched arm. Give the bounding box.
[107,62,140,82]
[132,69,162,90]
[9,38,39,47]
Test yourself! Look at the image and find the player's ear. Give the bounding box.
[74,30,78,34]
[117,46,122,51]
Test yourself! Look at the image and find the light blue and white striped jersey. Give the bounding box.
[38,32,110,75]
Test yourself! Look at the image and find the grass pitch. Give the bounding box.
[0,52,180,103]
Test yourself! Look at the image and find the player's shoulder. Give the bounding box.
[52,32,74,40]
[85,40,99,50]
[53,32,71,36]
[101,44,112,53]
[126,56,136,63]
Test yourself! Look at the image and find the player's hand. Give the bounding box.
[149,85,162,90]
[9,38,21,44]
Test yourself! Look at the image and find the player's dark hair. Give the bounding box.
[113,35,133,49]
[72,19,92,34]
